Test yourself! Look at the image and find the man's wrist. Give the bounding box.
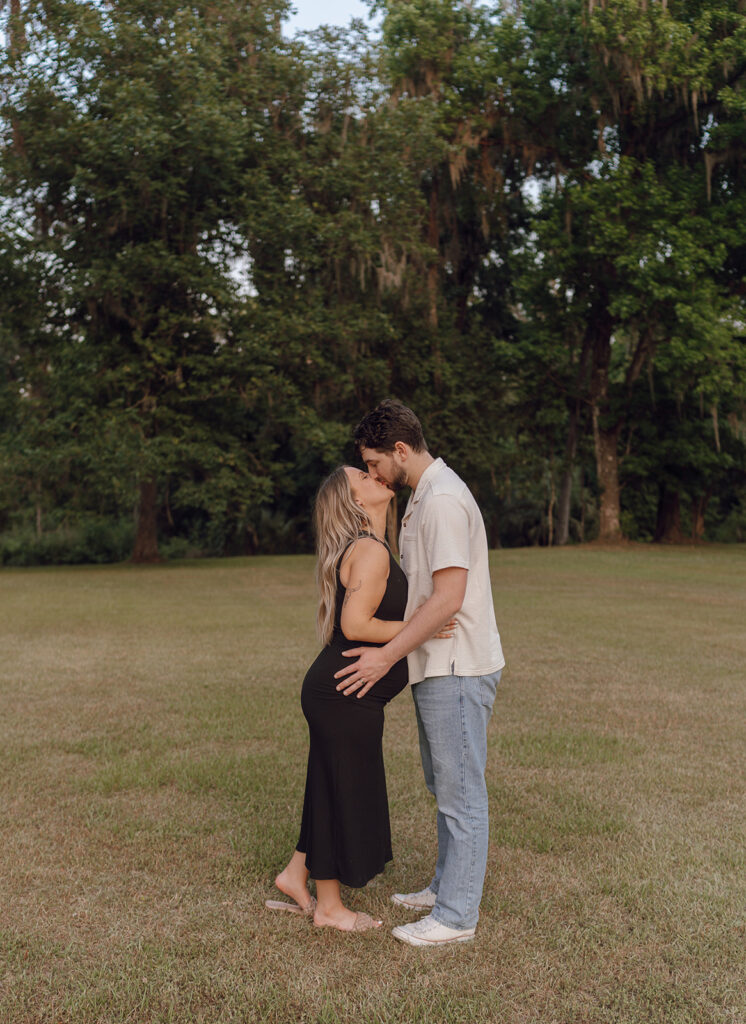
[382,642,399,669]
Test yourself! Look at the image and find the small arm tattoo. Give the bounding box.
[343,580,362,606]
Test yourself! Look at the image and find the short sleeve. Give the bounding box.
[420,494,470,573]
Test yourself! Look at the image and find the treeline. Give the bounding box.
[1,0,745,564]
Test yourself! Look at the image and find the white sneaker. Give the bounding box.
[392,913,476,947]
[390,886,437,910]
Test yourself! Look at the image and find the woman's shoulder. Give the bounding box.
[339,535,390,577]
[346,535,389,560]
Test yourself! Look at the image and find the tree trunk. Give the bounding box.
[589,302,622,542]
[579,469,586,542]
[546,458,556,547]
[132,479,161,563]
[557,330,592,545]
[427,185,439,331]
[557,407,579,545]
[426,183,443,392]
[8,0,25,55]
[35,479,43,538]
[593,416,622,541]
[691,491,711,542]
[556,471,573,545]
[654,484,685,543]
[489,518,501,548]
[8,0,26,152]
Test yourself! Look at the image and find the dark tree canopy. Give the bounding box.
[1,0,745,564]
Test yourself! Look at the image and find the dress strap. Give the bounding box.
[358,532,389,549]
[338,533,389,573]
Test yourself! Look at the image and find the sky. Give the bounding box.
[284,0,377,34]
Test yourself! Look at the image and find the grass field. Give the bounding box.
[1,546,745,1024]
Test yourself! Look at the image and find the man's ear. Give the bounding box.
[394,441,408,459]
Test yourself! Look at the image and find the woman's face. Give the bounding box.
[344,466,393,510]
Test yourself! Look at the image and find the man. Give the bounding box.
[334,399,505,947]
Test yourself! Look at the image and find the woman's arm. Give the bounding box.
[339,538,456,644]
[339,539,405,643]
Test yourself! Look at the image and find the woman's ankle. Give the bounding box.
[275,868,311,902]
[315,899,355,921]
[277,863,308,885]
[284,853,309,880]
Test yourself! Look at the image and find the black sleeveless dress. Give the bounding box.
[296,538,408,888]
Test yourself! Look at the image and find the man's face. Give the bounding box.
[359,446,408,492]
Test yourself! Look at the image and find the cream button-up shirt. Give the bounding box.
[399,458,505,685]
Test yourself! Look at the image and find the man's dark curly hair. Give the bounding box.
[354,399,427,454]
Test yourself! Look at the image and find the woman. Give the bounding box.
[265,465,453,932]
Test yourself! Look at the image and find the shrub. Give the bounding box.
[0,519,135,566]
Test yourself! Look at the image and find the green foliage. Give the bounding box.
[1,0,745,557]
[2,0,287,558]
[0,517,135,566]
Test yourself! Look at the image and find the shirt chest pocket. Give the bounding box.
[400,534,433,580]
[399,520,415,552]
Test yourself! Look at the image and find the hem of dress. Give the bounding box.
[304,855,393,890]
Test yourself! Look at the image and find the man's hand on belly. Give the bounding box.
[334,647,394,698]
[335,569,465,698]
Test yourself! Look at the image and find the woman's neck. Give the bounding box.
[367,507,388,542]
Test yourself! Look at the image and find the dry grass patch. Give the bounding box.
[1,547,745,1023]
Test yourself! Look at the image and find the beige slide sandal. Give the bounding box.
[265,896,317,917]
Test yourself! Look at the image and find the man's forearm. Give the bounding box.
[379,592,459,668]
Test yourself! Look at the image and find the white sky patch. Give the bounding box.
[284,0,379,34]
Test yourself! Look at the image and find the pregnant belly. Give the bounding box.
[302,644,408,708]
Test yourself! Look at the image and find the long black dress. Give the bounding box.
[296,537,408,888]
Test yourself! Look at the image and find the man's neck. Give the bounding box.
[405,451,436,493]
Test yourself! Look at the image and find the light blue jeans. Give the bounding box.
[411,670,501,931]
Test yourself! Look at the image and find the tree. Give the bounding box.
[2,0,745,557]
[510,0,746,540]
[1,0,289,560]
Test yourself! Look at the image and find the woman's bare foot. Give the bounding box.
[274,867,314,913]
[313,906,382,931]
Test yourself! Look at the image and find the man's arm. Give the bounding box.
[334,566,467,697]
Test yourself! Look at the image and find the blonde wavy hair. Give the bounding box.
[313,466,374,646]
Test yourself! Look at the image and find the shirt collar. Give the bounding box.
[411,457,445,504]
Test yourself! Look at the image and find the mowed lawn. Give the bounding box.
[1,546,744,1024]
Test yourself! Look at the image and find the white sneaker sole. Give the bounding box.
[391,925,476,947]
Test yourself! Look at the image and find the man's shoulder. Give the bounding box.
[426,462,469,501]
